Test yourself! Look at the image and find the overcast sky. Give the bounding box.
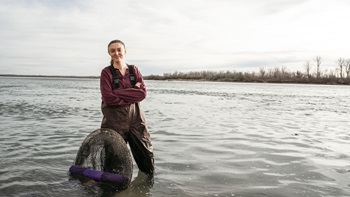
[1,0,350,76]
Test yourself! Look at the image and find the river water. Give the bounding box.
[0,77,349,197]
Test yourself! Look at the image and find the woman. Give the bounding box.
[100,39,154,176]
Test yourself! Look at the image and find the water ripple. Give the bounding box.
[1,78,350,197]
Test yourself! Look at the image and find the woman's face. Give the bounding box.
[108,42,126,63]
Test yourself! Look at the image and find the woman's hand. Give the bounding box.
[135,82,142,88]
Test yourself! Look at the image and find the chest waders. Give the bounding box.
[101,65,155,176]
[109,64,136,88]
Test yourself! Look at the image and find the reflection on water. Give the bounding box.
[0,77,349,197]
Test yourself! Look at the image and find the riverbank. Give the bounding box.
[144,70,350,85]
[2,73,349,85]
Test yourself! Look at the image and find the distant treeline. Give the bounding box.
[144,56,350,85]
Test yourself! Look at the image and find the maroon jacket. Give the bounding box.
[100,65,146,106]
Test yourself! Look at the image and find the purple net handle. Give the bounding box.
[69,165,129,183]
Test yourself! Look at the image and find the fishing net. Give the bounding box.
[70,128,133,190]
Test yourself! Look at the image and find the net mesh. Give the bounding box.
[73,128,133,188]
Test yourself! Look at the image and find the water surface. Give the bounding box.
[0,77,349,197]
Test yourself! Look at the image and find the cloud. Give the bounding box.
[1,0,350,76]
[0,1,99,75]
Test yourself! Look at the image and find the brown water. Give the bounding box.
[0,77,349,197]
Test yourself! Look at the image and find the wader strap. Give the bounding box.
[109,65,119,89]
[128,65,135,87]
[109,65,136,89]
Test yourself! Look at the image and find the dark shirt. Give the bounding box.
[100,65,146,106]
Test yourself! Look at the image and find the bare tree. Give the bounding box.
[259,67,266,78]
[281,66,287,77]
[345,59,350,79]
[314,56,322,78]
[328,69,337,78]
[273,67,281,79]
[336,58,345,78]
[295,71,303,78]
[304,61,311,78]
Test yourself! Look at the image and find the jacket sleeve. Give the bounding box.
[133,65,147,92]
[100,66,147,106]
[112,66,147,103]
[100,68,129,106]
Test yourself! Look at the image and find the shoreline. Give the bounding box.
[1,74,349,85]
